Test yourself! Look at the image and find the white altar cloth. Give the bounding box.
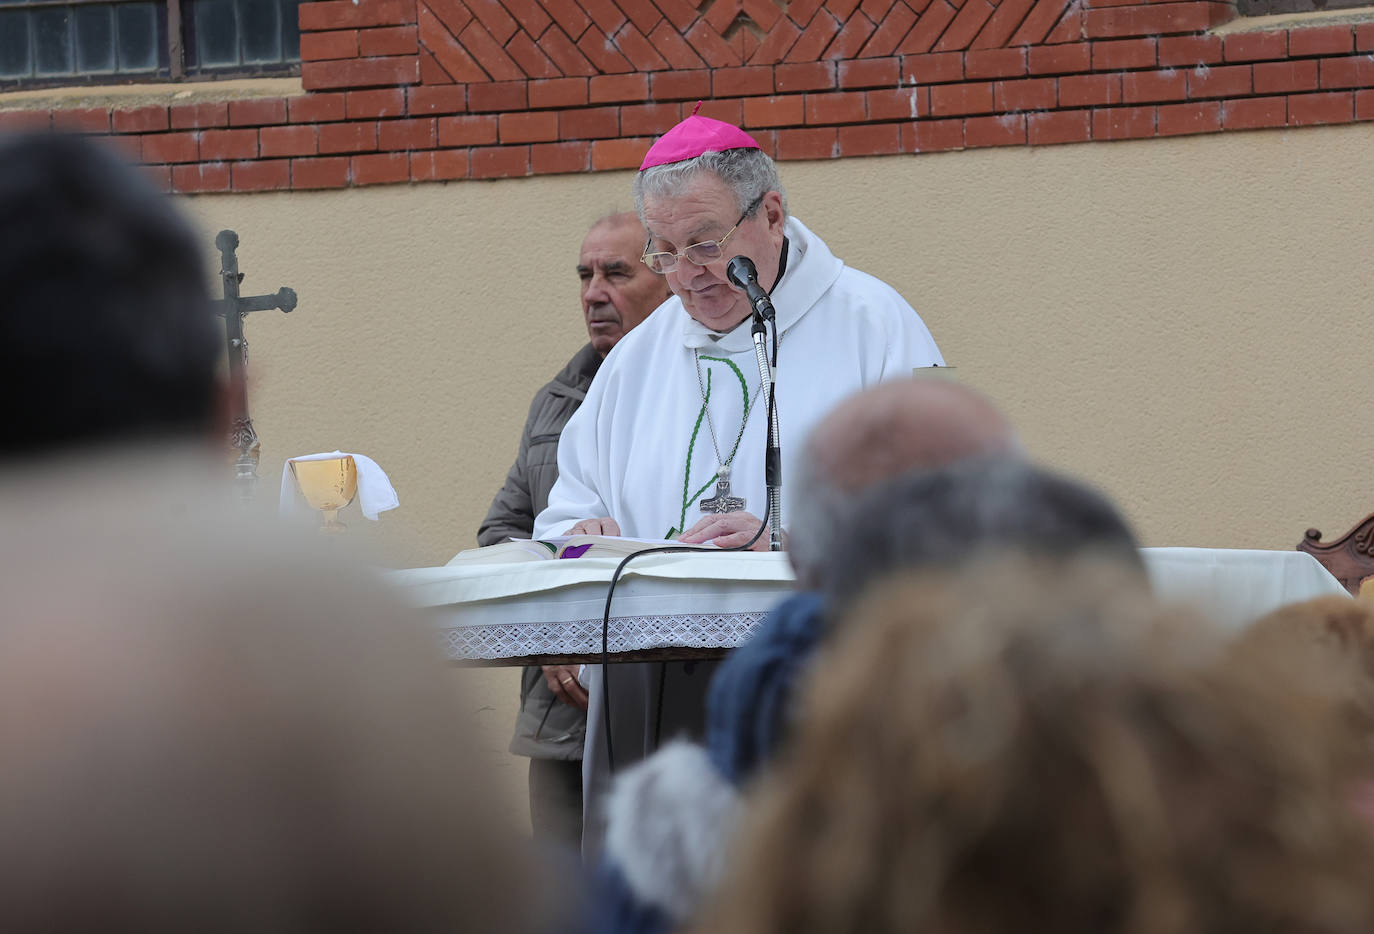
[386,548,1347,662]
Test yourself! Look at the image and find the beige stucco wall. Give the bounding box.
[181,123,1374,824]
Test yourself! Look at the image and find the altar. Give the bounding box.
[387,548,1349,665]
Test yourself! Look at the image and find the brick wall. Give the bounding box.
[4,0,1373,192]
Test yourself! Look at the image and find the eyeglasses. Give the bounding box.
[641,193,765,274]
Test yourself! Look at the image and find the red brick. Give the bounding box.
[902,51,964,84]
[650,69,712,100]
[964,113,1025,147]
[531,140,590,174]
[170,101,229,130]
[1158,34,1223,67]
[140,132,199,164]
[744,95,806,127]
[1157,100,1220,135]
[1046,5,1084,43]
[965,47,1027,80]
[141,164,172,193]
[457,22,522,81]
[1121,69,1187,104]
[858,1,916,57]
[101,134,144,162]
[503,30,561,78]
[438,114,498,146]
[228,98,287,127]
[1359,88,1374,119]
[784,8,842,63]
[468,81,528,113]
[1091,104,1155,139]
[301,56,419,91]
[260,124,318,158]
[300,30,359,61]
[351,151,410,185]
[1187,63,1251,98]
[1009,0,1070,45]
[171,162,231,193]
[646,21,707,70]
[528,78,588,109]
[867,86,928,121]
[1060,73,1121,106]
[419,48,451,84]
[1092,38,1155,70]
[751,17,803,64]
[591,137,653,170]
[199,128,259,161]
[358,24,418,56]
[995,77,1056,110]
[1223,31,1286,63]
[590,73,650,103]
[1288,24,1353,57]
[290,93,347,123]
[112,106,168,133]
[805,91,867,124]
[683,19,742,68]
[292,156,351,189]
[498,111,558,143]
[559,106,619,140]
[930,82,994,116]
[230,160,290,191]
[1028,42,1091,75]
[407,86,467,115]
[1359,23,1374,52]
[1287,90,1353,125]
[621,102,682,135]
[1028,108,1091,144]
[612,23,670,72]
[905,118,964,152]
[775,126,837,160]
[1253,60,1317,94]
[347,88,406,119]
[713,66,775,97]
[695,99,744,125]
[1320,56,1374,90]
[51,108,110,133]
[837,122,902,156]
[409,149,469,180]
[822,9,878,60]
[298,0,416,31]
[379,117,436,150]
[839,57,899,88]
[0,111,50,132]
[318,121,379,153]
[1221,95,1286,129]
[419,5,486,81]
[1083,2,1231,41]
[470,145,531,179]
[936,0,996,52]
[973,0,1035,49]
[776,62,836,92]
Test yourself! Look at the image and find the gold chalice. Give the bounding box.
[290,456,358,532]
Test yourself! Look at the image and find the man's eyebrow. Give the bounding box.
[602,260,632,273]
[575,264,591,275]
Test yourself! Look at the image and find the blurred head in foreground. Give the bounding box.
[0,132,220,459]
[709,560,1374,934]
[0,511,539,934]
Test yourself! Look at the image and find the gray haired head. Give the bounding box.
[818,457,1144,611]
[633,148,788,223]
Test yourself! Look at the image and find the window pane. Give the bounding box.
[239,0,280,62]
[192,0,238,66]
[115,3,158,71]
[0,11,31,78]
[280,0,299,60]
[75,6,114,73]
[33,9,72,74]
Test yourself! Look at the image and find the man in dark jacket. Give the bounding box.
[478,212,670,846]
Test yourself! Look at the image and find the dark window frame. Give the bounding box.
[1238,0,1372,15]
[0,0,301,91]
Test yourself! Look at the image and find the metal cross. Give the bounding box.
[699,470,746,514]
[212,229,297,504]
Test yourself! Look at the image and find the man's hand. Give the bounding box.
[569,517,621,536]
[542,664,589,710]
[678,511,772,551]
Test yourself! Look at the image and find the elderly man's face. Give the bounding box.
[642,173,786,333]
[578,215,670,357]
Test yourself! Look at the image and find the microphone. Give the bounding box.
[726,255,775,323]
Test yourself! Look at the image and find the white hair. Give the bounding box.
[634,148,788,223]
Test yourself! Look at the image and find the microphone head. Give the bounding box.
[726,255,758,291]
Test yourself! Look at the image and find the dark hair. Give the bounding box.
[0,132,220,457]
[820,457,1144,610]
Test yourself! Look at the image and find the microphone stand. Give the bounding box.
[749,309,783,552]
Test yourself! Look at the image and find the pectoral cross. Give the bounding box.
[212,229,297,504]
[699,466,746,514]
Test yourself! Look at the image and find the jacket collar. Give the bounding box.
[546,342,602,402]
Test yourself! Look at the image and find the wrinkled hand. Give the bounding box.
[569,517,621,536]
[542,664,589,710]
[678,511,772,551]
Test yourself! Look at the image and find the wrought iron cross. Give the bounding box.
[699,470,746,514]
[212,229,297,504]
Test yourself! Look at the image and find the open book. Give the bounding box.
[447,535,713,566]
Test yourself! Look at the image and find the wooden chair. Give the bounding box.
[1298,513,1374,596]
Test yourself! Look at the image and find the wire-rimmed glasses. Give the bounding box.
[641,193,765,274]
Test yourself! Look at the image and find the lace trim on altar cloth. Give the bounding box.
[440,612,768,660]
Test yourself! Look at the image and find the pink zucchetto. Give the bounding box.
[638,102,762,171]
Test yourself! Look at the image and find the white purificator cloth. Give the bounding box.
[279,451,399,521]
